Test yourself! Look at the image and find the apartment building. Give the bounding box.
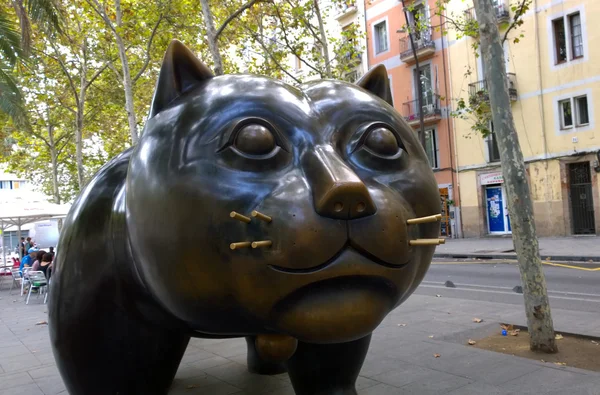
[365,0,460,237]
[446,0,600,236]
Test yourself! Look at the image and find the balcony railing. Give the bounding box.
[494,2,510,23]
[399,29,435,63]
[402,94,442,126]
[468,73,518,103]
[464,7,476,21]
[464,4,509,25]
[335,1,357,19]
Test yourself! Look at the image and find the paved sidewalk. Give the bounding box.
[0,282,599,394]
[435,236,600,262]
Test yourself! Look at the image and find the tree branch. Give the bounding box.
[271,3,322,75]
[85,62,110,90]
[43,44,79,103]
[85,0,117,34]
[132,13,164,83]
[215,0,264,40]
[244,27,302,84]
[502,0,529,44]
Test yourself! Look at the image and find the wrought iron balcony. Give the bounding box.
[468,73,517,104]
[464,7,476,21]
[399,30,435,64]
[494,2,510,23]
[402,94,442,126]
[335,1,357,20]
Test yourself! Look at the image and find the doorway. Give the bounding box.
[486,185,511,234]
[568,162,596,234]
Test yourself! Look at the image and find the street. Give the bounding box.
[416,259,600,314]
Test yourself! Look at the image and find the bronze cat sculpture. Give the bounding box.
[48,40,441,395]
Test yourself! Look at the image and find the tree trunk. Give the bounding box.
[46,111,61,204]
[200,0,224,75]
[75,41,87,190]
[473,0,556,353]
[313,0,331,78]
[115,33,139,144]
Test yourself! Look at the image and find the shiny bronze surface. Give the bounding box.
[230,211,252,223]
[48,39,440,395]
[230,241,252,250]
[409,238,446,246]
[407,213,443,224]
[255,334,298,362]
[251,210,272,223]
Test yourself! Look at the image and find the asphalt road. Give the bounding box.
[415,259,600,314]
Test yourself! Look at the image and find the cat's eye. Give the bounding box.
[234,124,276,155]
[364,127,399,156]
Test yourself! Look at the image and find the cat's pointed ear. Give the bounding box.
[356,65,393,106]
[149,39,214,117]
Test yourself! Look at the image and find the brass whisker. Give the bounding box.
[230,242,252,250]
[252,240,272,249]
[251,210,272,223]
[230,211,251,223]
[409,238,446,246]
[406,214,442,225]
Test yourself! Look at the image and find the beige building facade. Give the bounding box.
[446,0,600,237]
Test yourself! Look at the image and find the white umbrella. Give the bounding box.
[0,189,70,265]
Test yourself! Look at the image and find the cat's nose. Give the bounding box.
[303,146,376,220]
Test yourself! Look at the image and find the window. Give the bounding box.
[569,13,583,59]
[552,18,567,64]
[12,181,20,189]
[551,10,585,65]
[487,122,501,163]
[374,21,388,54]
[559,95,590,130]
[559,99,573,129]
[295,56,302,71]
[424,128,439,168]
[575,96,589,125]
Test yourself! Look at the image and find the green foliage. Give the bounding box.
[434,0,531,138]
[2,0,366,202]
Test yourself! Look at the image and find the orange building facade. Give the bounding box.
[364,0,460,237]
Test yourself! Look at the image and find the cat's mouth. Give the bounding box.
[268,240,410,274]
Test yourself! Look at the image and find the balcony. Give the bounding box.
[402,94,442,127]
[468,73,518,105]
[494,2,510,24]
[335,1,357,20]
[399,30,435,64]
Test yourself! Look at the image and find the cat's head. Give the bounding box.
[126,40,440,343]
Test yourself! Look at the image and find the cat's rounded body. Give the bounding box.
[48,41,440,395]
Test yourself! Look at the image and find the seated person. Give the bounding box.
[19,248,38,271]
[31,250,47,271]
[37,253,53,280]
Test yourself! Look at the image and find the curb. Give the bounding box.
[433,252,600,263]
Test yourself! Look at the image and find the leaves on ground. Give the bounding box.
[435,294,442,297]
[591,340,598,345]
[428,335,434,338]
[509,329,520,336]
[472,318,483,323]
[433,353,441,358]
[500,324,514,331]
[554,362,567,366]
[186,384,198,389]
[35,320,48,325]
[468,339,477,345]
[555,334,564,340]
[397,323,407,327]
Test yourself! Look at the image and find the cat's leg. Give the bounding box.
[51,306,190,395]
[286,334,372,395]
[245,336,288,375]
